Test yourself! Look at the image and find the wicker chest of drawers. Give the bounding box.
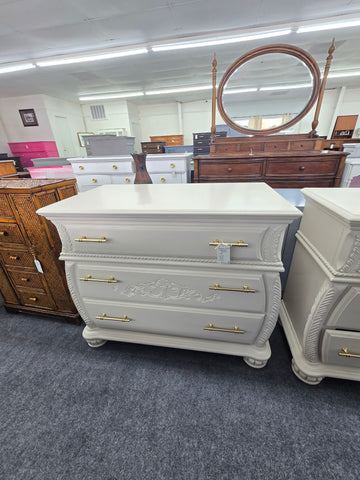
[280,188,360,384]
[0,179,79,322]
[37,183,300,366]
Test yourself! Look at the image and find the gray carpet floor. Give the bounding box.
[0,306,359,480]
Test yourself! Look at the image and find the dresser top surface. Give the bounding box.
[301,188,360,222]
[0,178,76,192]
[37,183,301,219]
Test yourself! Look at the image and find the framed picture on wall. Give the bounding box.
[19,109,38,127]
[77,132,94,147]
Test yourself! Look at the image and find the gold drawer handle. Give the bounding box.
[29,297,37,302]
[204,323,244,334]
[96,313,131,322]
[80,275,117,283]
[209,283,256,293]
[92,178,97,183]
[21,277,29,282]
[75,236,107,242]
[125,178,131,183]
[0,231,8,236]
[9,255,20,260]
[209,239,248,247]
[338,348,360,359]
[113,165,118,169]
[170,163,175,168]
[79,166,84,170]
[161,177,166,182]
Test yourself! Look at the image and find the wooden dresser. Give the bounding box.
[280,188,360,384]
[150,135,184,146]
[0,179,79,322]
[37,183,301,367]
[194,135,348,187]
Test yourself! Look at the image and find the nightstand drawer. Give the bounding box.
[0,223,25,245]
[8,269,44,289]
[17,289,56,309]
[76,175,111,187]
[75,263,266,312]
[322,330,360,368]
[0,248,36,268]
[73,161,133,174]
[86,299,264,344]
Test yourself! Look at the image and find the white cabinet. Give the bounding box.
[37,183,300,367]
[280,188,360,384]
[340,157,360,187]
[68,154,192,192]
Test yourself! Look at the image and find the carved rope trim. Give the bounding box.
[303,284,337,363]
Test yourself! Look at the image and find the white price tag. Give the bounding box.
[216,244,231,264]
[34,258,44,273]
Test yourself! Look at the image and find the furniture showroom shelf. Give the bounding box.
[37,183,301,367]
[280,188,360,384]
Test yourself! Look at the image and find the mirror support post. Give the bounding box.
[311,39,335,136]
[211,53,217,143]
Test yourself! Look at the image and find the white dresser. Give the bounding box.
[68,154,192,192]
[37,183,301,367]
[280,188,360,384]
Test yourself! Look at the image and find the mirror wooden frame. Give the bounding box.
[216,44,321,136]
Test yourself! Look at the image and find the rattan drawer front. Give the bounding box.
[0,223,25,245]
[17,290,56,310]
[0,248,36,268]
[8,269,44,289]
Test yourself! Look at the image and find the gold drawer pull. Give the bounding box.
[125,178,131,183]
[92,178,97,183]
[112,165,118,169]
[204,323,244,334]
[209,239,248,247]
[79,166,84,170]
[21,277,29,282]
[209,283,255,293]
[75,236,107,242]
[29,297,37,302]
[96,313,131,322]
[80,275,117,283]
[170,163,175,168]
[338,348,360,359]
[9,255,20,260]
[161,177,166,182]
[0,231,8,236]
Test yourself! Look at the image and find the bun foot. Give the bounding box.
[86,338,107,348]
[243,356,268,369]
[292,359,323,385]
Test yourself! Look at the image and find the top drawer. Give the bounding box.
[147,159,187,173]
[0,196,14,220]
[71,160,133,175]
[59,222,282,264]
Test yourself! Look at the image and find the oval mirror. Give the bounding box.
[217,45,321,136]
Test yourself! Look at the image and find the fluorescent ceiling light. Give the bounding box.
[79,92,144,101]
[145,85,212,95]
[151,29,291,52]
[37,48,148,67]
[297,19,360,33]
[0,63,35,74]
[260,83,312,91]
[223,88,258,94]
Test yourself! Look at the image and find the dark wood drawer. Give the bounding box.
[0,223,25,245]
[199,161,262,177]
[238,143,263,153]
[291,140,317,150]
[0,248,36,268]
[264,142,288,151]
[266,159,338,176]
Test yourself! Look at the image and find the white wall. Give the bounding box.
[139,102,180,142]
[0,95,54,144]
[43,96,85,157]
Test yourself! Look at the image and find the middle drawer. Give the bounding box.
[74,263,266,312]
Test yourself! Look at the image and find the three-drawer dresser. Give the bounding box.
[0,179,79,322]
[37,183,301,367]
[280,188,360,384]
[68,154,192,192]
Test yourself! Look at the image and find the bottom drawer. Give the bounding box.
[322,329,360,368]
[84,299,264,344]
[17,290,56,310]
